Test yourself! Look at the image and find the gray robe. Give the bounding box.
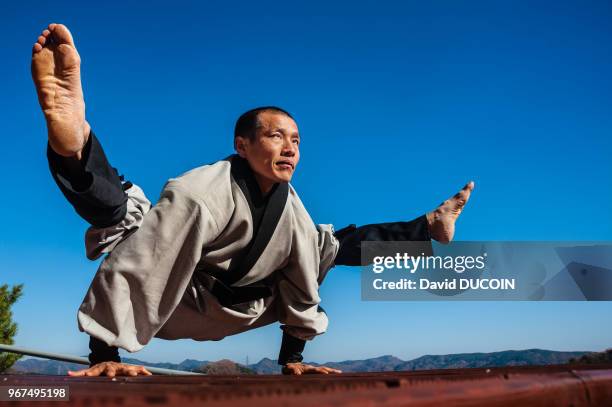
[78,158,339,352]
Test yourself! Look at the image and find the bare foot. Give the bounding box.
[31,23,89,158]
[426,181,475,244]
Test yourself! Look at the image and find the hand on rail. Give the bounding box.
[68,361,153,377]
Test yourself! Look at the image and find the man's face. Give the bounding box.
[235,111,300,191]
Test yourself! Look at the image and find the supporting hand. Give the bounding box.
[282,362,342,375]
[67,361,152,377]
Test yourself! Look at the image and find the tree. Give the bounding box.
[0,284,24,373]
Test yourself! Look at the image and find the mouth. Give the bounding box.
[275,160,294,170]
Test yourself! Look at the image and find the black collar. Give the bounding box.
[222,155,289,286]
[230,155,279,209]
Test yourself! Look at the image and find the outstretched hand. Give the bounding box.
[67,361,152,377]
[282,362,342,375]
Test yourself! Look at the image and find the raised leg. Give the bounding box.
[32,24,128,228]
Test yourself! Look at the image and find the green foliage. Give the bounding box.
[0,284,24,373]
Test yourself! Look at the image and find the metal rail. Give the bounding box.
[3,364,612,406]
[0,343,204,376]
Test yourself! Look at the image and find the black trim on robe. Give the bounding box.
[47,130,128,228]
[333,214,432,266]
[191,154,290,307]
[88,336,120,367]
[223,155,289,286]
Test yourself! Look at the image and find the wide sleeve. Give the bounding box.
[84,183,152,260]
[275,224,339,341]
[316,224,340,285]
[77,180,221,352]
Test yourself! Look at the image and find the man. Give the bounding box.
[31,24,474,377]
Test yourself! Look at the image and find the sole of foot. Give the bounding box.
[31,23,89,158]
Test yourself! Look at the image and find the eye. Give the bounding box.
[292,138,300,145]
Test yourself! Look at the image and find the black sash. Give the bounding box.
[193,155,289,307]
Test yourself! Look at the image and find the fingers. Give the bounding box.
[139,366,153,376]
[282,365,300,375]
[106,366,117,378]
[304,365,343,375]
[112,364,147,377]
[67,369,87,377]
[85,363,107,376]
[282,362,343,376]
[66,363,153,378]
[322,366,342,374]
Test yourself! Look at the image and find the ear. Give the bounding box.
[234,136,249,158]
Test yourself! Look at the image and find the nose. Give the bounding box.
[281,138,296,156]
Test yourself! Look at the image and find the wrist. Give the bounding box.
[278,331,306,366]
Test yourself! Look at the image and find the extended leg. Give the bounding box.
[333,182,475,266]
[32,24,127,227]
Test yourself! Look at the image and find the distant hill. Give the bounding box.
[569,349,612,365]
[196,359,256,375]
[302,355,405,374]
[278,349,588,375]
[249,357,282,375]
[6,358,84,375]
[394,349,586,371]
[7,348,595,375]
[121,357,211,372]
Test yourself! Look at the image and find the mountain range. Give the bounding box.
[5,348,596,375]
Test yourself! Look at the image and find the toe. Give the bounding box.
[454,184,474,208]
[49,23,75,47]
[37,35,45,45]
[32,43,43,53]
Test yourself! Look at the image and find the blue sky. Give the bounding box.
[1,1,611,364]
